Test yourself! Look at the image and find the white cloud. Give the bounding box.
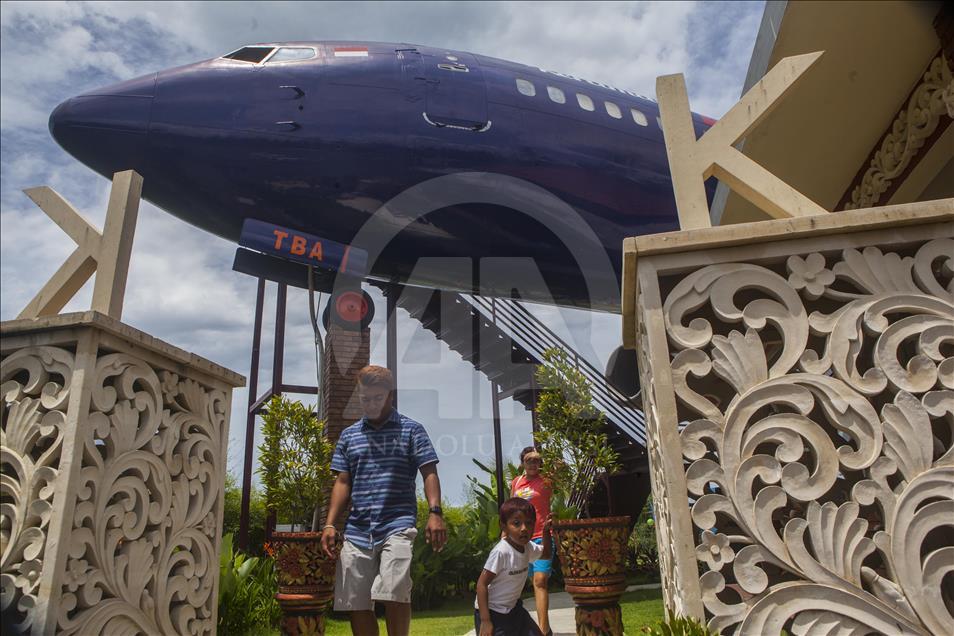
[1,0,764,501]
[484,2,695,99]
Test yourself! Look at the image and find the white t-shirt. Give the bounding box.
[474,538,543,614]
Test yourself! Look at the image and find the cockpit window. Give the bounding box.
[223,46,275,63]
[267,47,317,63]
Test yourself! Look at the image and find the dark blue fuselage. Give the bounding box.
[48,41,714,311]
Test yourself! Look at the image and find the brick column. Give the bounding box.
[320,324,370,445]
[319,325,369,526]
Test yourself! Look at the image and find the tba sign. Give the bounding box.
[238,218,368,277]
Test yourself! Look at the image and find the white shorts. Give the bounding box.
[334,527,418,611]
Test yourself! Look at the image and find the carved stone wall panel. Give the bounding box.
[628,214,954,635]
[1,345,76,634]
[1,312,243,635]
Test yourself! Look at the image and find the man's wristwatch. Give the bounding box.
[428,506,443,517]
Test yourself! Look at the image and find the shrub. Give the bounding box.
[628,496,659,576]
[410,500,472,610]
[257,395,334,531]
[221,473,268,555]
[642,611,718,636]
[534,348,620,517]
[464,459,503,544]
[218,533,281,634]
[462,459,525,559]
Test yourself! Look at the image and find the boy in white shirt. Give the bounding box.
[475,497,553,636]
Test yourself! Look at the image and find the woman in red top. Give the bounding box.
[510,446,553,636]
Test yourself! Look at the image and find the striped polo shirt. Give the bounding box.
[331,409,439,549]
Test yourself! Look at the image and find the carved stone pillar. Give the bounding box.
[1,311,244,635]
[622,202,954,635]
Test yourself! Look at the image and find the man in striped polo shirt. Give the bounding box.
[321,365,446,635]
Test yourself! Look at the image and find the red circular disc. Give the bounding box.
[335,291,368,323]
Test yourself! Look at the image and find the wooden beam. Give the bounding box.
[22,186,101,247]
[16,249,97,319]
[92,170,142,318]
[17,170,143,321]
[656,73,710,230]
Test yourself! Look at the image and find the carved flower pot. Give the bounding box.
[271,532,339,636]
[553,516,631,636]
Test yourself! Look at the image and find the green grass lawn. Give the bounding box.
[258,587,664,635]
[319,596,476,636]
[619,587,666,634]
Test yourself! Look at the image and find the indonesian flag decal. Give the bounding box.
[334,46,369,57]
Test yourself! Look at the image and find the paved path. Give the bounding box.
[461,583,660,635]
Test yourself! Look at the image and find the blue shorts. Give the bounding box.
[528,538,552,577]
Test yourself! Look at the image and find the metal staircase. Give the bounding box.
[466,295,646,445]
[374,284,650,516]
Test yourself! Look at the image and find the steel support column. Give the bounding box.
[272,283,287,394]
[530,371,539,436]
[491,380,505,508]
[264,283,287,539]
[240,281,311,549]
[238,278,265,551]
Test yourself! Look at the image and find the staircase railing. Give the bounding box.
[463,294,647,446]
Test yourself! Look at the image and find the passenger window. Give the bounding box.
[605,101,622,119]
[631,108,648,126]
[547,86,566,104]
[267,47,316,63]
[223,46,275,63]
[516,79,536,97]
[576,93,594,111]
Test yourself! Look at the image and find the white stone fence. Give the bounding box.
[1,312,244,635]
[623,203,953,634]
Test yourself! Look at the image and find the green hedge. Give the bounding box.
[222,473,268,556]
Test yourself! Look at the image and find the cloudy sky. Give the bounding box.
[0,1,763,503]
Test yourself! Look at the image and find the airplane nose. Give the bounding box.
[48,98,72,140]
[49,93,153,134]
[48,72,157,173]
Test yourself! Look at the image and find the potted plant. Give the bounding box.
[257,395,338,636]
[534,348,629,636]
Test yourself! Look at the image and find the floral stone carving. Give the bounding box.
[629,216,954,635]
[1,312,243,635]
[841,53,953,210]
